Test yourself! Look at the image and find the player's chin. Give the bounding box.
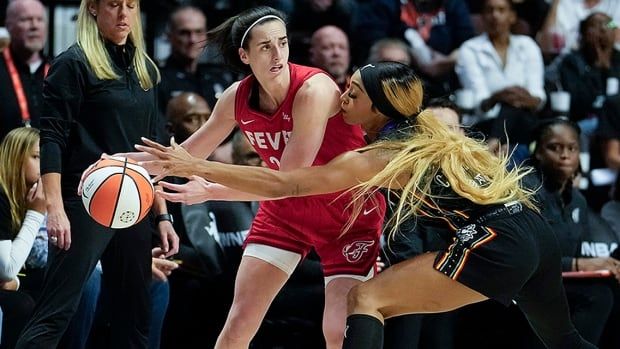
[341,113,358,125]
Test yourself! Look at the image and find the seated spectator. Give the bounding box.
[308,25,351,92]
[0,127,43,349]
[467,0,550,37]
[0,0,49,140]
[549,12,620,137]
[367,38,413,66]
[352,0,474,96]
[456,0,545,152]
[158,5,241,120]
[537,0,620,57]
[531,118,617,345]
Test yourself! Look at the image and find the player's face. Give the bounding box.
[535,124,580,183]
[239,20,289,79]
[91,0,138,45]
[23,140,40,186]
[340,71,377,125]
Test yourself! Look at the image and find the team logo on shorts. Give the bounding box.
[456,224,477,242]
[342,240,375,263]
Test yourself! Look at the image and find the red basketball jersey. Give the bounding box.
[234,63,366,169]
[234,63,386,277]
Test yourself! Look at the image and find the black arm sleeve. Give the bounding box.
[40,53,84,175]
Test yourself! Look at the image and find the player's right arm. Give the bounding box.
[177,82,239,159]
[123,82,239,164]
[149,148,392,200]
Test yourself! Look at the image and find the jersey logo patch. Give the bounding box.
[240,119,255,125]
[342,240,375,263]
[456,224,477,242]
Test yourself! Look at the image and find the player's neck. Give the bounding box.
[363,117,391,142]
[257,67,290,110]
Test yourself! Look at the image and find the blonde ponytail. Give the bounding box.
[345,109,537,238]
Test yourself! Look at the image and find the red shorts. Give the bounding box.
[244,191,386,277]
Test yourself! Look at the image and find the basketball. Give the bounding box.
[81,157,154,229]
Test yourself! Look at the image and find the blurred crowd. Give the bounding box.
[2,0,620,348]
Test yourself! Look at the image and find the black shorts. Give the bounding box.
[434,207,560,306]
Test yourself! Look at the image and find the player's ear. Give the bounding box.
[239,48,250,65]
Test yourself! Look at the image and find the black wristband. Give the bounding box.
[156,213,174,224]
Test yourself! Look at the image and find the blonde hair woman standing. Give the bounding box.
[16,1,178,348]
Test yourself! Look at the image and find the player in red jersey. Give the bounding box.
[125,6,384,349]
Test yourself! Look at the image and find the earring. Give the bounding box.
[90,11,97,17]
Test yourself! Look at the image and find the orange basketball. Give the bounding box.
[81,157,154,229]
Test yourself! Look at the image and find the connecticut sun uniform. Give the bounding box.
[235,63,385,278]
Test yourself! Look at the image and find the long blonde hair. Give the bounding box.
[346,63,537,237]
[76,0,160,90]
[0,127,39,233]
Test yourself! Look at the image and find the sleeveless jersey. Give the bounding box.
[234,63,366,169]
[234,63,385,276]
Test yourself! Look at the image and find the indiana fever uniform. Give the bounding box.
[420,172,591,348]
[235,63,386,278]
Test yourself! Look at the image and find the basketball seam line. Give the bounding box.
[109,159,129,228]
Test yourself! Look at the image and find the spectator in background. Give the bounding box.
[352,0,474,97]
[0,127,43,349]
[538,0,620,58]
[0,0,48,140]
[550,12,620,131]
[367,38,412,66]
[165,92,211,145]
[466,0,550,37]
[456,0,545,154]
[309,25,351,92]
[159,5,240,115]
[531,118,617,346]
[158,94,253,348]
